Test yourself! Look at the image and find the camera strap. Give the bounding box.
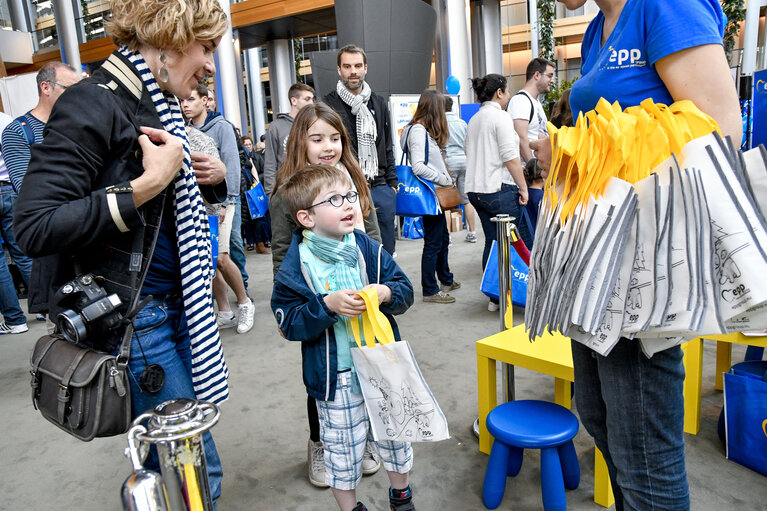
[116,225,146,366]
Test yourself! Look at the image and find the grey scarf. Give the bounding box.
[337,80,378,180]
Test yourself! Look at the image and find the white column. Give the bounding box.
[232,32,249,134]
[215,0,242,131]
[245,47,267,138]
[446,0,473,104]
[266,39,296,115]
[470,0,503,77]
[742,0,767,76]
[528,0,539,59]
[8,0,29,32]
[53,0,81,71]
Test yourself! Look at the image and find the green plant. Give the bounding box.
[721,0,745,60]
[293,40,305,84]
[537,0,555,61]
[544,75,578,117]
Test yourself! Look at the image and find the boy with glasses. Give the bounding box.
[271,164,416,511]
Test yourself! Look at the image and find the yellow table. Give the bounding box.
[476,325,614,508]
[682,332,767,434]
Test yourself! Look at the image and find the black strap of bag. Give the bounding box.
[514,92,535,123]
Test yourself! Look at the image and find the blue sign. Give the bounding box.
[752,69,767,149]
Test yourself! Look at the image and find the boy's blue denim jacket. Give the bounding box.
[271,229,414,402]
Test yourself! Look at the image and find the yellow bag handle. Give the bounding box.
[350,287,396,349]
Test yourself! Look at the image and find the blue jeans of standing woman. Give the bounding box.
[421,213,453,296]
[0,183,31,326]
[127,295,223,504]
[468,183,533,272]
[572,340,689,511]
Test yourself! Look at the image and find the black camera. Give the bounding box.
[54,274,124,344]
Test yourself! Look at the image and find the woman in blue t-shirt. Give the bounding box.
[532,1,741,510]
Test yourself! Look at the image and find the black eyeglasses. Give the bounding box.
[47,81,70,89]
[308,190,358,209]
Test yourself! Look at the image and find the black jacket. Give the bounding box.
[14,51,224,349]
[323,90,397,189]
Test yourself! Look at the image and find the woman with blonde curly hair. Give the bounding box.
[15,0,231,502]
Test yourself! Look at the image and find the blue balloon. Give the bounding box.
[445,75,461,95]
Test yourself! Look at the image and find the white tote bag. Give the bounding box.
[349,288,449,443]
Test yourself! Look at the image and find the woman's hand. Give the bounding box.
[191,151,227,185]
[324,290,367,318]
[131,126,184,207]
[363,284,392,304]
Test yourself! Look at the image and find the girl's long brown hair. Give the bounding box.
[407,89,449,147]
[273,102,372,215]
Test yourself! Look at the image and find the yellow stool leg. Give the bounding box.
[554,378,572,410]
[715,341,732,391]
[594,447,614,508]
[682,339,703,435]
[477,354,497,455]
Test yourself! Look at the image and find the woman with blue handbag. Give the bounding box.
[400,90,460,304]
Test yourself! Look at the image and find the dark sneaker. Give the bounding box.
[423,291,455,304]
[440,281,461,292]
[390,486,415,511]
[352,502,368,511]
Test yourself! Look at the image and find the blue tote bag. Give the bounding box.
[402,216,425,239]
[208,215,219,270]
[723,360,767,476]
[480,240,529,307]
[246,182,269,219]
[396,126,440,217]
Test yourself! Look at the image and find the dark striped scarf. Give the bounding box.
[119,47,229,404]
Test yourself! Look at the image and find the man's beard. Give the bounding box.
[342,76,364,90]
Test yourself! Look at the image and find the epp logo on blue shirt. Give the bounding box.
[605,46,646,69]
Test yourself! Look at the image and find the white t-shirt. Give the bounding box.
[507,90,547,161]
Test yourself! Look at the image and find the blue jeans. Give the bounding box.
[421,213,453,296]
[0,184,29,325]
[468,184,533,273]
[371,184,396,255]
[229,196,249,291]
[127,295,223,503]
[572,340,689,511]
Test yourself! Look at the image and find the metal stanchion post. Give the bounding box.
[492,215,516,401]
[472,214,517,438]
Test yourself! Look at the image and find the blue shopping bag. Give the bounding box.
[723,360,767,476]
[402,216,424,239]
[246,182,269,219]
[480,240,528,307]
[395,126,440,217]
[208,215,219,270]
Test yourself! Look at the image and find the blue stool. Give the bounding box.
[482,400,580,510]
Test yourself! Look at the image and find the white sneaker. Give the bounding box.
[216,312,236,329]
[236,299,255,334]
[307,439,328,487]
[465,231,478,243]
[0,321,28,334]
[361,441,382,475]
[487,301,500,312]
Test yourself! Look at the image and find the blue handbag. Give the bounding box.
[208,215,219,270]
[480,240,529,307]
[395,126,440,217]
[246,182,269,219]
[402,216,425,239]
[723,360,767,476]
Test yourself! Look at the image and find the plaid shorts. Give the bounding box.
[316,370,413,490]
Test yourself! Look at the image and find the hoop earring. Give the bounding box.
[158,51,169,83]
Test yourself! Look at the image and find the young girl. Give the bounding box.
[269,102,383,487]
[401,90,459,304]
[523,157,545,238]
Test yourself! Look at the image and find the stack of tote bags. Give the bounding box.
[525,98,767,357]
